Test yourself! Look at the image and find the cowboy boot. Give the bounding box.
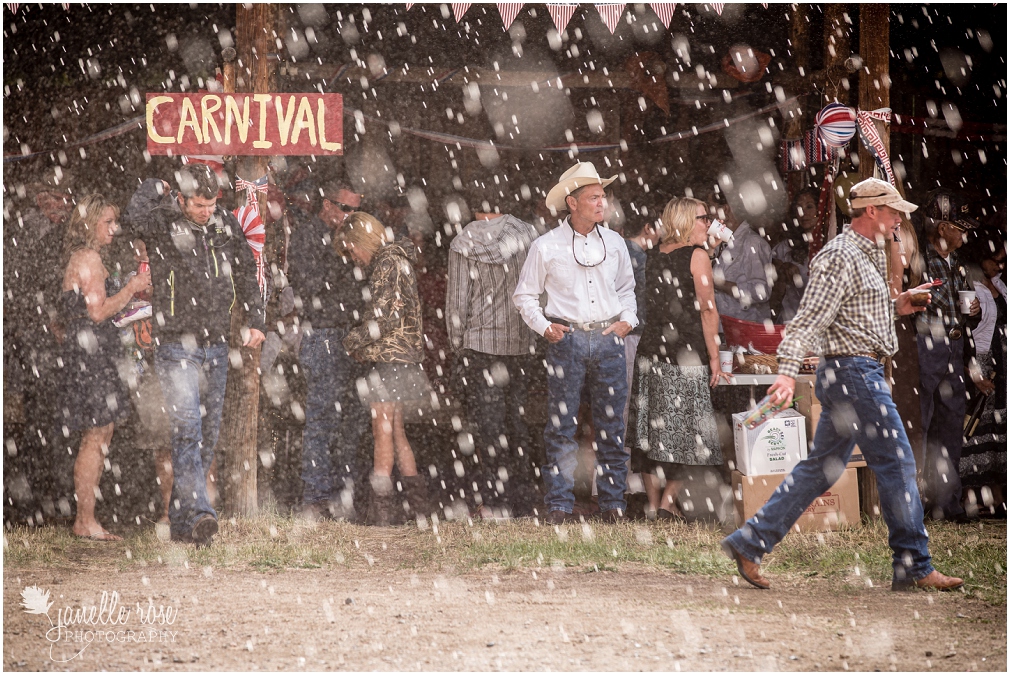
[367,473,395,527]
[401,475,431,523]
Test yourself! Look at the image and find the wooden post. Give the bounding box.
[219,3,279,517]
[784,4,810,198]
[854,2,891,519]
[822,4,852,106]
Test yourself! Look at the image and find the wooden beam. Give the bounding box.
[220,2,279,518]
[822,4,852,106]
[856,2,892,520]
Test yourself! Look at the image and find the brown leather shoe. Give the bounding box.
[546,510,575,525]
[599,509,627,524]
[721,538,770,590]
[893,570,964,592]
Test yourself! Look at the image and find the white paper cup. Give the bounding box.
[958,290,977,313]
[719,350,734,373]
[707,220,734,243]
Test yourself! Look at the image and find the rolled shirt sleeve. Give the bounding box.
[612,240,639,328]
[776,252,850,379]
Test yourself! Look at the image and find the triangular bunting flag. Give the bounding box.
[404,2,413,9]
[6,3,20,14]
[711,3,725,15]
[452,3,471,22]
[649,3,676,28]
[596,3,626,34]
[497,2,524,30]
[547,4,578,34]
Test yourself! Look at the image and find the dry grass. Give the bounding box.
[4,515,1005,605]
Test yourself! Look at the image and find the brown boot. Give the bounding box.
[367,474,396,527]
[401,475,431,522]
[721,538,770,590]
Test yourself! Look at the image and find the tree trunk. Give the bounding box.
[219,3,279,517]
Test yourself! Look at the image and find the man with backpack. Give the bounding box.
[126,164,265,546]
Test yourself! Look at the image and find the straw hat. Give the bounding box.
[545,162,617,212]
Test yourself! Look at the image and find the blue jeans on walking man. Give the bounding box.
[155,341,229,541]
[725,357,936,584]
[543,328,629,514]
[299,327,367,512]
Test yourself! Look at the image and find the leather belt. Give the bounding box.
[823,351,885,363]
[546,316,620,332]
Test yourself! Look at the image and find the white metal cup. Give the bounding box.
[958,290,977,313]
[708,219,734,243]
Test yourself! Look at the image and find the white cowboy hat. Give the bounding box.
[545,162,617,212]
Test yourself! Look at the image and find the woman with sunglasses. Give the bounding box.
[627,197,732,521]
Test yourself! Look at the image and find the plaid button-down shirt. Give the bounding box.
[917,246,969,335]
[777,227,897,379]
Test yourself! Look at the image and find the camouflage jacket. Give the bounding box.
[343,240,424,364]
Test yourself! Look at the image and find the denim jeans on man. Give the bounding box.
[155,341,229,540]
[916,334,967,519]
[725,356,936,584]
[460,350,540,515]
[299,327,367,508]
[543,327,629,514]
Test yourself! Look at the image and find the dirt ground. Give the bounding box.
[4,559,1005,672]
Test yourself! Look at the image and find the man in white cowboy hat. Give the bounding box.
[513,161,639,524]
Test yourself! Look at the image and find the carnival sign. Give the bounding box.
[145,93,343,156]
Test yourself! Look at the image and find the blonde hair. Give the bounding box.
[898,217,925,287]
[660,197,706,246]
[337,212,391,257]
[62,193,119,263]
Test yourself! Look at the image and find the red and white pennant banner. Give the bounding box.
[405,3,413,9]
[649,3,676,28]
[547,4,579,33]
[596,3,626,34]
[452,3,471,22]
[711,3,725,15]
[497,2,524,29]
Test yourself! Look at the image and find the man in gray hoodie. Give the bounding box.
[446,206,546,519]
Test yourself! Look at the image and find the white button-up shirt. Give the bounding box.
[512,218,638,336]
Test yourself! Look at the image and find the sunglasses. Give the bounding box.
[326,199,356,213]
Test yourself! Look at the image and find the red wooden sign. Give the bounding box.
[146,93,343,156]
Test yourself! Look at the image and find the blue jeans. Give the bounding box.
[459,350,539,514]
[726,357,935,584]
[543,328,629,514]
[155,341,229,540]
[917,335,967,519]
[299,328,366,505]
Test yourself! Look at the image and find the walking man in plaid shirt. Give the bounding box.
[721,178,964,592]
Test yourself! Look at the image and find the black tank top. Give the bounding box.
[636,245,709,367]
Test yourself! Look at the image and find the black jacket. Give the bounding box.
[126,179,265,346]
[285,206,364,331]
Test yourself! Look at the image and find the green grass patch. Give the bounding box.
[4,515,1005,605]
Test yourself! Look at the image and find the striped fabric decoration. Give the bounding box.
[856,108,896,184]
[5,3,20,14]
[711,3,725,16]
[547,4,579,33]
[404,3,413,9]
[804,129,838,165]
[452,3,471,22]
[780,138,805,173]
[497,2,524,29]
[649,3,676,27]
[596,3,626,33]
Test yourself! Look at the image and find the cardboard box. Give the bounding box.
[792,379,867,468]
[732,409,808,476]
[732,468,861,532]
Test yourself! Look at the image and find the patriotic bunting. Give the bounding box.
[5,3,19,14]
[405,3,413,9]
[711,3,725,15]
[497,2,524,29]
[236,175,270,211]
[596,4,626,34]
[452,3,471,22]
[547,4,579,34]
[649,3,676,28]
[233,204,268,299]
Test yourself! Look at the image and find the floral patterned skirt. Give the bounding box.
[627,359,723,467]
